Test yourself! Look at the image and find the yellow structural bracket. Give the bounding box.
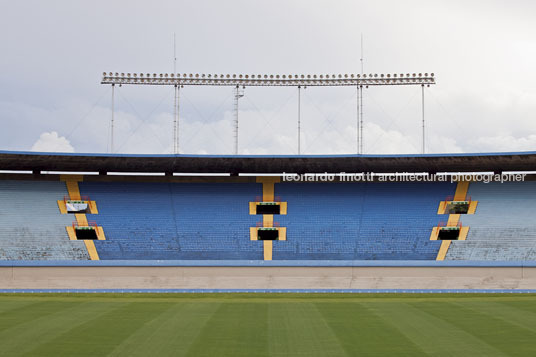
[249,201,287,215]
[256,176,280,201]
[57,200,98,214]
[264,241,273,260]
[434,180,473,259]
[254,176,287,260]
[436,241,451,261]
[60,175,103,260]
[437,200,478,215]
[84,241,100,260]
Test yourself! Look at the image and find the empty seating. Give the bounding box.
[275,182,452,260]
[445,182,536,261]
[81,182,262,260]
[3,177,536,262]
[0,180,89,260]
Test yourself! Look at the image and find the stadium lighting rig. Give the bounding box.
[101,72,435,87]
[101,72,435,155]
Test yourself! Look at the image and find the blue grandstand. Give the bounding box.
[81,181,263,260]
[274,182,452,260]
[1,149,536,263]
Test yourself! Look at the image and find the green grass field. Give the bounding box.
[1,293,536,356]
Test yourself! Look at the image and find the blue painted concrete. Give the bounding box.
[1,260,536,267]
[1,288,535,294]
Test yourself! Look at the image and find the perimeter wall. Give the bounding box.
[2,265,536,290]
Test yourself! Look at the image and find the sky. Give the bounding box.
[0,0,535,155]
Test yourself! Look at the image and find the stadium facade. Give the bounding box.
[1,150,536,291]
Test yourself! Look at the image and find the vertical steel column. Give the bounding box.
[110,84,115,153]
[421,84,425,154]
[298,85,301,155]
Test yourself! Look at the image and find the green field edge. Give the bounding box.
[2,293,536,303]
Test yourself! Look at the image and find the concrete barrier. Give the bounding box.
[2,266,536,290]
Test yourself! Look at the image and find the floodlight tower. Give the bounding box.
[101,72,435,155]
[234,85,244,155]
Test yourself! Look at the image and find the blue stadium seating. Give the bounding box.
[81,182,263,260]
[446,182,536,261]
[6,177,535,262]
[274,182,452,260]
[0,180,89,260]
[81,180,453,261]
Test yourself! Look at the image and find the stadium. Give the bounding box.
[1,150,536,355]
[3,1,536,355]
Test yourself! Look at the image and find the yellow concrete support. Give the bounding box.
[459,227,469,241]
[453,181,469,201]
[60,174,84,182]
[250,227,285,242]
[60,175,103,259]
[96,227,106,241]
[447,214,460,227]
[57,200,67,214]
[65,181,82,201]
[75,213,88,227]
[467,201,478,214]
[278,227,287,241]
[88,201,99,214]
[250,227,258,241]
[249,202,288,215]
[58,200,98,214]
[249,202,257,215]
[84,240,100,260]
[429,227,440,240]
[254,177,284,260]
[256,176,280,201]
[263,241,273,261]
[263,214,273,228]
[437,201,447,215]
[436,241,451,261]
[66,226,77,241]
[279,202,287,215]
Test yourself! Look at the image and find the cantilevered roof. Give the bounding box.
[0,150,535,174]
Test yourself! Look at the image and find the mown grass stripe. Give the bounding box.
[411,301,536,356]
[185,303,269,357]
[107,302,221,357]
[317,302,427,356]
[0,301,80,334]
[26,302,174,357]
[364,301,507,356]
[0,299,40,315]
[267,302,347,357]
[498,299,536,315]
[457,301,536,333]
[0,301,122,356]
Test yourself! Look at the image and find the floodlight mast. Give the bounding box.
[234,85,244,155]
[101,72,435,155]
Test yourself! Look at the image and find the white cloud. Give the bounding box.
[2,1,536,155]
[472,135,536,152]
[31,131,75,152]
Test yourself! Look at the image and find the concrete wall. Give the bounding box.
[2,266,536,290]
